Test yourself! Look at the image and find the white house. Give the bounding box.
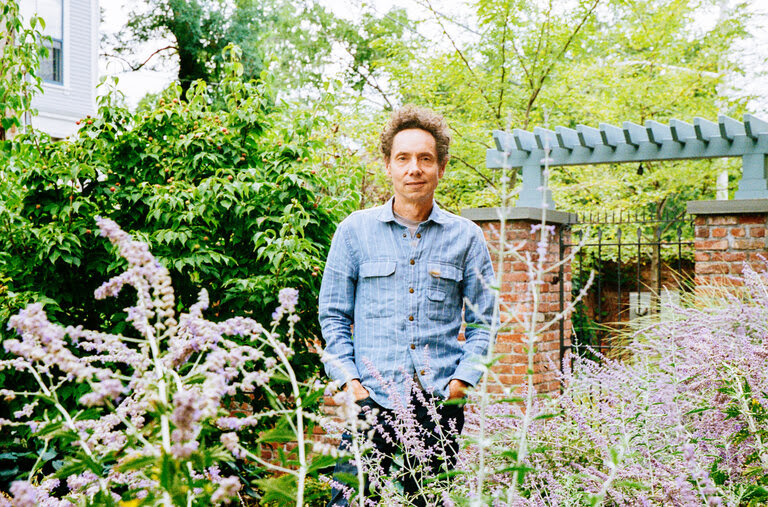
[21,0,98,139]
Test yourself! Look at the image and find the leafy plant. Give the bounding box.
[0,44,360,490]
[1,217,335,506]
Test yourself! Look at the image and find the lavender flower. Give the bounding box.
[210,476,242,504]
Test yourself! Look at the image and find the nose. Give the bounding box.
[405,158,422,175]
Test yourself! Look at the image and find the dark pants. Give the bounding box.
[327,393,465,507]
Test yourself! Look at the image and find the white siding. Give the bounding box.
[30,0,97,138]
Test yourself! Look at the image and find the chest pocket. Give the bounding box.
[359,260,397,319]
[426,262,463,321]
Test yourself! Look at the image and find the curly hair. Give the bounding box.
[380,105,451,166]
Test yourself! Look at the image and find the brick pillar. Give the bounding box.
[461,207,576,397]
[687,200,768,286]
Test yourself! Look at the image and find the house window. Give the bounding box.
[21,0,64,84]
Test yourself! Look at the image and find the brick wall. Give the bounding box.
[475,218,572,397]
[694,213,768,286]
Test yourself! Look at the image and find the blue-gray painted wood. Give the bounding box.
[622,121,647,147]
[513,129,537,152]
[577,124,601,148]
[599,123,623,148]
[534,127,557,150]
[487,114,768,210]
[694,117,719,143]
[518,160,555,209]
[555,126,579,150]
[670,119,695,143]
[646,120,672,145]
[735,153,768,199]
[745,114,768,140]
[719,115,744,141]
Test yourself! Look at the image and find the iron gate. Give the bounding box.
[558,211,694,365]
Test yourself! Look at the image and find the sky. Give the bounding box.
[98,0,768,111]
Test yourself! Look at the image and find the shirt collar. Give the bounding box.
[376,196,449,225]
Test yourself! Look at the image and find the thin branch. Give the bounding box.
[339,45,394,109]
[422,0,497,117]
[452,155,497,189]
[496,0,512,122]
[102,45,178,73]
[523,0,601,127]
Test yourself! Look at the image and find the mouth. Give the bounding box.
[406,182,426,187]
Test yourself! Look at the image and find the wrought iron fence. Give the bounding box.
[558,211,695,365]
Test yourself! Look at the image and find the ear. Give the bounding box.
[438,161,447,179]
[385,158,392,178]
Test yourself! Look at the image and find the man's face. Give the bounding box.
[385,128,445,207]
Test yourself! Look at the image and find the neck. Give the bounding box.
[392,197,433,222]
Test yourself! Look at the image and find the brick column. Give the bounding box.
[461,207,576,397]
[687,200,768,286]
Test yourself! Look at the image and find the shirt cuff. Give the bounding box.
[324,360,361,389]
[452,360,485,388]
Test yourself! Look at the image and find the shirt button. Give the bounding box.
[416,233,421,239]
[408,315,414,321]
[410,344,415,349]
[403,233,407,238]
[409,287,414,293]
[410,259,415,265]
[420,370,426,376]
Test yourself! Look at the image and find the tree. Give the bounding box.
[326,0,752,215]
[105,0,348,95]
[106,0,274,91]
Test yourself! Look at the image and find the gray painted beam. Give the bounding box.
[694,117,720,143]
[513,129,537,152]
[622,121,647,147]
[646,120,673,145]
[719,115,745,141]
[486,133,768,168]
[577,124,601,149]
[555,126,579,150]
[744,114,768,140]
[485,115,768,208]
[670,119,695,143]
[534,127,558,150]
[599,123,624,148]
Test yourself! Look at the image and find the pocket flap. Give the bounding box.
[427,288,446,302]
[427,262,463,282]
[360,260,396,278]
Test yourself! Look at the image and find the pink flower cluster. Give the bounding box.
[1,217,304,505]
[455,262,768,505]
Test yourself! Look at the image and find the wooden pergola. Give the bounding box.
[486,114,768,209]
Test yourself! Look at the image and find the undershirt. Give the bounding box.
[393,210,425,389]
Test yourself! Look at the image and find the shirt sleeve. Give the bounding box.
[452,225,496,387]
[319,220,360,387]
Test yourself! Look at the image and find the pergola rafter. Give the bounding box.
[486,114,768,209]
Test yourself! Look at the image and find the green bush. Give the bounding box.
[0,48,361,488]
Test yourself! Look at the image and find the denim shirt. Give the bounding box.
[319,198,496,409]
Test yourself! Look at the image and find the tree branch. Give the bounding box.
[496,0,512,122]
[422,0,497,117]
[451,155,497,189]
[102,45,178,73]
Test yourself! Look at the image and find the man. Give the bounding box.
[320,105,495,506]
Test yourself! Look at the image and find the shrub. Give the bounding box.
[0,47,361,488]
[1,217,334,506]
[457,265,768,505]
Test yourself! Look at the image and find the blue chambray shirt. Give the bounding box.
[319,197,496,409]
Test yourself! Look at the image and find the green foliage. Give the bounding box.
[0,46,361,489]
[321,0,752,216]
[0,0,48,140]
